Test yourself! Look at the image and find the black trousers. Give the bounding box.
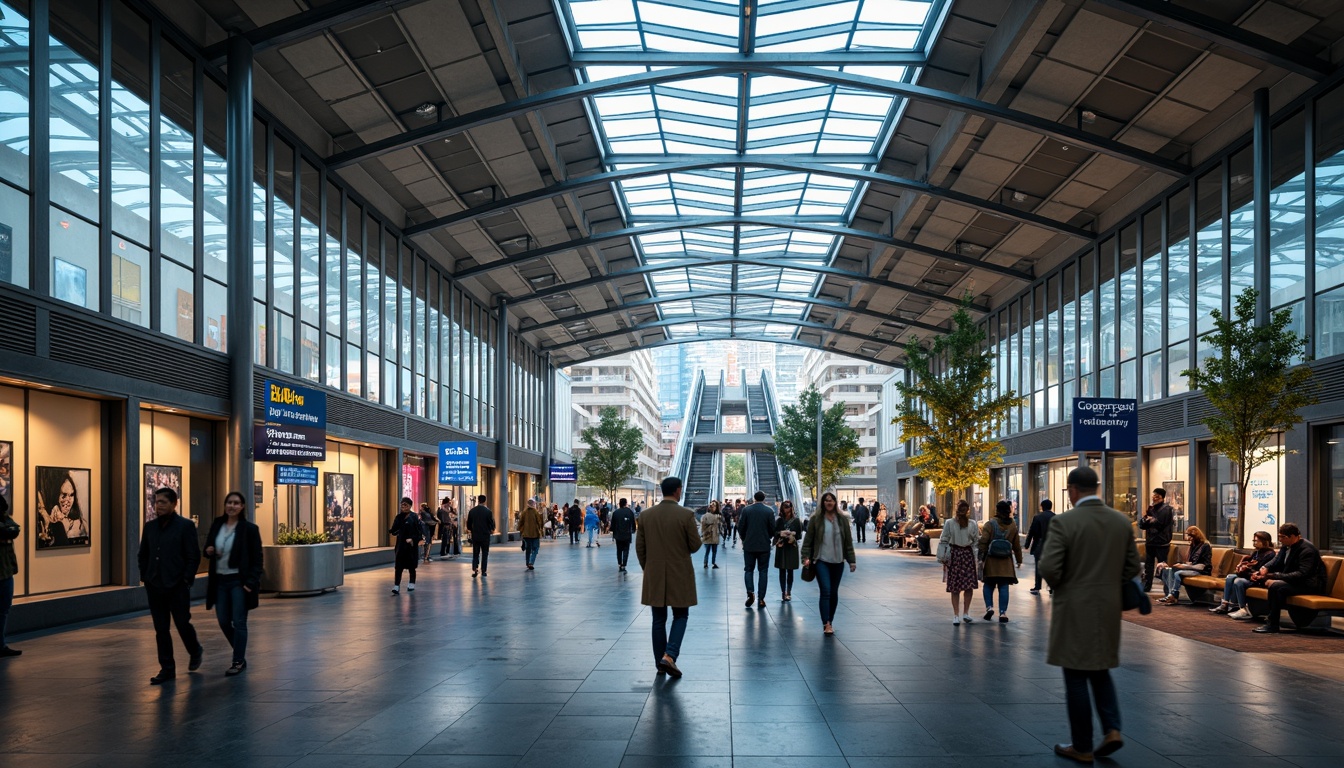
[1265,581,1311,629]
[145,583,202,672]
[616,540,631,567]
[569,525,580,543]
[472,540,491,571]
[1063,668,1120,752]
[854,521,866,542]
[1143,544,1170,592]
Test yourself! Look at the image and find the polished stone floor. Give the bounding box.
[2,534,1342,768]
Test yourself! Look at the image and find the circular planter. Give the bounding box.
[261,541,345,595]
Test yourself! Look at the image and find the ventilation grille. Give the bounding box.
[0,295,38,355]
[49,314,228,399]
[1001,424,1070,455]
[1138,399,1185,433]
[327,392,406,438]
[1310,357,1344,402]
[407,418,456,445]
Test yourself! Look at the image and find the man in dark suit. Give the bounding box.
[736,491,776,608]
[610,498,637,573]
[465,495,495,578]
[1250,523,1326,634]
[138,487,203,685]
[1138,487,1174,592]
[1025,499,1056,595]
[852,498,870,543]
[635,476,701,677]
[1040,466,1141,763]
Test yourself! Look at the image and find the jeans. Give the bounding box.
[1063,668,1121,752]
[703,542,718,566]
[1143,544,1170,591]
[145,583,202,672]
[214,573,249,663]
[1161,568,1200,599]
[616,540,631,567]
[394,564,417,585]
[743,551,770,598]
[983,582,1010,613]
[472,540,491,571]
[0,575,13,648]
[523,537,539,566]
[587,527,597,546]
[1223,574,1252,607]
[651,605,689,662]
[779,567,794,594]
[814,561,845,624]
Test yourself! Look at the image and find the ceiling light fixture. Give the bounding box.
[1079,109,1097,125]
[415,102,438,119]
[1011,190,1027,203]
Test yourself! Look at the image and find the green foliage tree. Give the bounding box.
[1182,288,1315,541]
[724,454,746,488]
[772,384,862,500]
[895,297,1021,499]
[577,406,644,501]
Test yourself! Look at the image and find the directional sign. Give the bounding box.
[1072,398,1138,453]
[438,441,478,485]
[256,379,327,461]
[549,463,577,483]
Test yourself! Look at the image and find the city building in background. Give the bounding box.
[801,351,896,503]
[566,351,666,504]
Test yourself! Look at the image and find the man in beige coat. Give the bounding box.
[1039,466,1142,764]
[635,476,701,678]
[518,499,544,571]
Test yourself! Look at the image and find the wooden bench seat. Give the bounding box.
[1245,556,1344,628]
[1182,548,1240,592]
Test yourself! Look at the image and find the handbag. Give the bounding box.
[1122,576,1152,614]
[801,563,816,582]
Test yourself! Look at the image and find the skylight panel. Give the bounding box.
[637,2,734,33]
[568,0,636,25]
[852,30,919,49]
[748,119,823,142]
[656,95,738,121]
[593,93,656,116]
[829,93,893,116]
[609,138,666,154]
[577,30,642,49]
[860,1,934,25]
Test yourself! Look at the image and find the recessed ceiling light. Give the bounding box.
[415,102,438,119]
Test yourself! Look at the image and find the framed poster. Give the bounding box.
[324,473,355,549]
[144,465,182,523]
[35,466,92,549]
[0,440,12,511]
[53,258,87,306]
[1220,483,1239,520]
[1163,480,1185,526]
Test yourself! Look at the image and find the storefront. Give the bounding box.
[254,440,387,550]
[1146,442,1192,541]
[1323,425,1344,554]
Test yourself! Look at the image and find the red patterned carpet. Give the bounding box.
[1123,601,1344,653]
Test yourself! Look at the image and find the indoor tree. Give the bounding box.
[771,384,862,501]
[577,406,644,502]
[1182,288,1315,542]
[895,296,1021,503]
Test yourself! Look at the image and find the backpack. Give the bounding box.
[987,519,1012,558]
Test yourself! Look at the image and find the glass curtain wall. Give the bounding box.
[0,0,552,445]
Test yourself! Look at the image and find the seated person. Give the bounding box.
[879,516,900,548]
[1157,526,1213,604]
[1214,530,1277,618]
[1250,523,1327,634]
[901,519,924,549]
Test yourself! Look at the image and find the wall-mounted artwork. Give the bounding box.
[0,440,13,511]
[144,465,183,523]
[325,472,355,549]
[36,466,92,549]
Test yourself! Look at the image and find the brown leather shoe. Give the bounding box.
[657,654,682,678]
[1094,730,1123,756]
[1053,744,1094,763]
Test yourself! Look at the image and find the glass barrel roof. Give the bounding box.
[555,0,948,345]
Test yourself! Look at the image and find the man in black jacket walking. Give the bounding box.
[466,495,496,577]
[1025,499,1056,595]
[737,491,776,608]
[852,498,870,544]
[1251,523,1326,633]
[611,499,637,572]
[138,487,203,684]
[1138,488,1174,592]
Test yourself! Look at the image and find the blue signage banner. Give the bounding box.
[259,379,327,461]
[1072,398,1139,453]
[275,465,318,486]
[438,441,478,485]
[549,463,577,483]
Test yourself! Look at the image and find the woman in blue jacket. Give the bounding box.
[585,506,601,548]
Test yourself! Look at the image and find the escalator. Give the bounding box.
[752,450,783,503]
[685,450,713,510]
[696,384,720,435]
[746,383,770,434]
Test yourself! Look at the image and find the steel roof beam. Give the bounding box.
[522,290,949,335]
[203,0,398,65]
[404,159,1093,240]
[561,336,900,370]
[453,216,1032,283]
[325,64,1189,175]
[541,313,887,354]
[570,51,927,67]
[514,257,989,313]
[1091,0,1334,80]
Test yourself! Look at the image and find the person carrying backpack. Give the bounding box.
[978,499,1023,622]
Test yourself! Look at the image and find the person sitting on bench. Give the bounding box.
[1250,523,1327,634]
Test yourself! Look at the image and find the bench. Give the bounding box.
[1245,556,1344,630]
[1176,547,1239,601]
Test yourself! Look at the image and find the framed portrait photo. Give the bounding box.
[144,465,183,523]
[36,466,92,549]
[0,440,13,511]
[324,472,355,549]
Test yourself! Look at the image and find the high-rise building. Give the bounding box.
[566,350,667,502]
[799,351,896,503]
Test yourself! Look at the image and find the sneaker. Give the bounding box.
[225,660,247,677]
[712,564,719,569]
[392,585,400,594]
[952,616,961,625]
[1230,608,1253,620]
[1210,604,1231,614]
[1029,589,1041,595]
[999,614,1009,623]
[703,563,708,569]
[983,609,994,621]
[962,614,973,623]
[408,583,415,592]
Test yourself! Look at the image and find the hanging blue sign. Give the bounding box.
[1072,398,1139,452]
[549,463,577,483]
[257,379,327,461]
[438,441,478,485]
[275,465,319,486]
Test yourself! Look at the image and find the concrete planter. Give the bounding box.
[260,541,345,595]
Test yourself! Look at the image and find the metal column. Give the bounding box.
[541,354,554,502]
[1253,87,1271,326]
[226,37,256,501]
[495,298,510,539]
